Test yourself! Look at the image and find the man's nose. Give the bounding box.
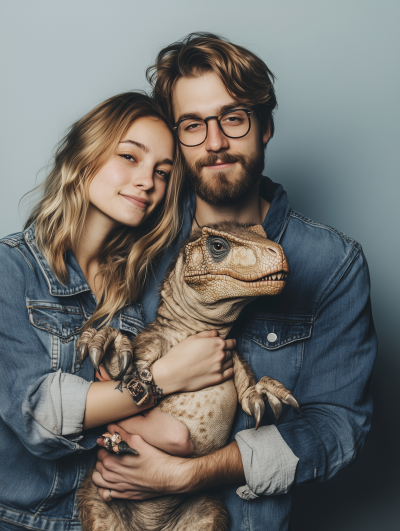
[204,119,229,152]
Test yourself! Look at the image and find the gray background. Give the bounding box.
[0,1,399,529]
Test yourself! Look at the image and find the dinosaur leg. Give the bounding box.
[232,352,300,427]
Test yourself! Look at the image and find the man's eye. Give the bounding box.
[185,122,204,132]
[222,115,242,125]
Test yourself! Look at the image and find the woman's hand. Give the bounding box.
[151,330,235,396]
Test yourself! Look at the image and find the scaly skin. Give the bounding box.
[77,222,299,531]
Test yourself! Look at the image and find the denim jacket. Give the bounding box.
[0,224,145,531]
[140,178,377,531]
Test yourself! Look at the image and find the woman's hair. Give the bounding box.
[25,92,184,326]
[147,32,277,137]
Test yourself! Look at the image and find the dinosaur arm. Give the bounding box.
[232,351,257,403]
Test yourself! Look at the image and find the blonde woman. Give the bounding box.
[0,92,235,531]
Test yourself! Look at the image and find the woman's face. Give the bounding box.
[89,117,174,228]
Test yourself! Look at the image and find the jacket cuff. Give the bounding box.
[235,425,299,499]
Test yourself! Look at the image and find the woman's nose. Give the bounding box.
[133,167,154,190]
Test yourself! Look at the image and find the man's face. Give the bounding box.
[172,72,270,206]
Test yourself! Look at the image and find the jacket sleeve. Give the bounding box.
[277,246,377,484]
[0,243,98,460]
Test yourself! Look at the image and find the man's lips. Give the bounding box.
[120,194,150,208]
[204,161,237,170]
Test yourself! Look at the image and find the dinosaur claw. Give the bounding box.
[250,400,265,430]
[89,347,104,371]
[116,351,133,380]
[78,343,88,363]
[284,394,301,412]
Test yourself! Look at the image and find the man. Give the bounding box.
[93,33,377,530]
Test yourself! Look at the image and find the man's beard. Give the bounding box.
[185,141,265,206]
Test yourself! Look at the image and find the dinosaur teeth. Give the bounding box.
[258,271,288,281]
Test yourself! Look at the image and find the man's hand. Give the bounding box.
[92,424,245,502]
[93,425,189,501]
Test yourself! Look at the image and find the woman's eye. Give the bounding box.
[155,170,170,180]
[120,154,136,162]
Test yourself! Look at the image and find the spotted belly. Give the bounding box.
[156,379,238,456]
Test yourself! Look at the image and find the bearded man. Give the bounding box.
[93,33,377,531]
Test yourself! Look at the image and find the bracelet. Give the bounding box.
[123,364,163,407]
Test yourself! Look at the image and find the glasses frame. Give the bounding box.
[173,108,253,147]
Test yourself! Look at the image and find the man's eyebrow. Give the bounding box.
[119,140,150,152]
[176,103,250,123]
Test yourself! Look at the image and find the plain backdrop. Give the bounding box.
[1,1,399,529]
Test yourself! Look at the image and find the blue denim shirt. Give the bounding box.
[141,177,377,531]
[0,224,145,531]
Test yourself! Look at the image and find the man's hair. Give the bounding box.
[147,32,277,137]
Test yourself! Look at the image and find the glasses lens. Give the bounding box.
[177,119,207,147]
[219,110,250,138]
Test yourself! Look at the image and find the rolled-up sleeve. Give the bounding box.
[235,425,299,498]
[0,243,96,460]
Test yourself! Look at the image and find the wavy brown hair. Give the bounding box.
[147,32,277,137]
[25,92,184,326]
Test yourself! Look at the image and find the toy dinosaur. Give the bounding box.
[77,222,299,531]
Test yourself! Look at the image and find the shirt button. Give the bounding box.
[267,333,278,343]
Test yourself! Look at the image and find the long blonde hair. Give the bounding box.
[25,92,184,326]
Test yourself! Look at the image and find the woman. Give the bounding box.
[0,92,235,531]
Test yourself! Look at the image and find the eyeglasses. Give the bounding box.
[173,108,253,147]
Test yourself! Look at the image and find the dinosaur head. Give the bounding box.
[183,222,289,305]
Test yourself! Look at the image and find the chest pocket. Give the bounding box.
[241,313,313,391]
[118,304,146,339]
[27,301,85,373]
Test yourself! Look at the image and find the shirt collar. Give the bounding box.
[259,177,291,242]
[24,223,91,297]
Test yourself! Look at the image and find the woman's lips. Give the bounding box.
[120,194,149,208]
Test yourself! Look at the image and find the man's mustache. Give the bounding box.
[194,152,246,169]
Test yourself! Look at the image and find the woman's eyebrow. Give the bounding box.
[119,139,150,153]
[159,158,173,165]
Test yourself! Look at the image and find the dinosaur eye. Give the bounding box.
[207,236,231,262]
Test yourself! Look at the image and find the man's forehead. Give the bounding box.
[172,72,237,122]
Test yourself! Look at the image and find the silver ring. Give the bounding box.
[109,489,113,500]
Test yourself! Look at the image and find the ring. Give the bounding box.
[109,489,113,500]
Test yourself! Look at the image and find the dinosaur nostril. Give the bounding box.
[266,247,278,256]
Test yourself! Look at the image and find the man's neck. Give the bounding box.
[193,180,270,229]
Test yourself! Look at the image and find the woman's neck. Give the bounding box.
[74,205,120,298]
